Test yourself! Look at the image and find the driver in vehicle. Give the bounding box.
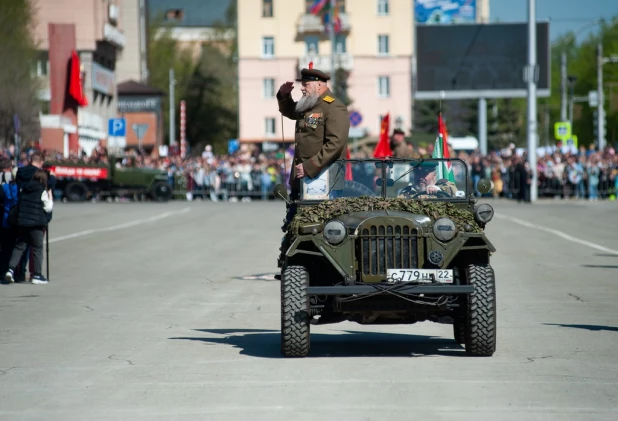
[398,162,458,198]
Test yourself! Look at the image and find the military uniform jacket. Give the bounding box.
[277,89,350,185]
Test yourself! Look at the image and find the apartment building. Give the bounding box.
[33,0,126,156]
[238,0,490,147]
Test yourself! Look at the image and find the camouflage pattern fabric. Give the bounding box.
[287,197,482,235]
[397,179,459,199]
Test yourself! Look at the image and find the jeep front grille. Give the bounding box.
[358,225,419,275]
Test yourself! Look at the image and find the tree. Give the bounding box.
[414,100,447,134]
[0,0,41,148]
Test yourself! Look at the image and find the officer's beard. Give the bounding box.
[295,93,319,113]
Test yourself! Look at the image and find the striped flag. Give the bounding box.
[432,113,455,183]
[309,0,328,15]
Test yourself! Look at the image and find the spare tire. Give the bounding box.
[151,181,172,202]
[65,181,88,202]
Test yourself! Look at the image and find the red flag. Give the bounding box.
[69,50,88,107]
[345,146,353,180]
[438,112,451,168]
[373,113,391,158]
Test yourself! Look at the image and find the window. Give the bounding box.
[262,36,274,57]
[263,78,275,98]
[378,34,389,55]
[335,34,347,53]
[164,9,184,21]
[377,0,389,15]
[265,117,276,136]
[263,0,273,17]
[378,76,390,97]
[305,35,319,54]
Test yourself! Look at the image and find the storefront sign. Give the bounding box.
[92,62,115,96]
[118,96,161,113]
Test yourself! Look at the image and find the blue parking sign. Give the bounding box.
[108,118,126,137]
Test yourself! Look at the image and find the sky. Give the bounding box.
[489,0,618,42]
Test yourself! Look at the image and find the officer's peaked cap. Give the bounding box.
[296,62,330,82]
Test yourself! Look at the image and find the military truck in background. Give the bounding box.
[43,155,173,202]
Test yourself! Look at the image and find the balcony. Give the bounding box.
[298,53,353,73]
[296,12,351,38]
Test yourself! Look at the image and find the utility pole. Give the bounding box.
[169,68,175,146]
[560,52,567,121]
[329,0,336,92]
[139,0,149,82]
[597,42,605,151]
[527,0,538,202]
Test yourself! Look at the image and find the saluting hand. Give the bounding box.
[295,163,305,178]
[278,81,294,96]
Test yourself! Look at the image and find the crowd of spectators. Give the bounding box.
[2,138,618,203]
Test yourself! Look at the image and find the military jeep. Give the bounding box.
[275,157,496,358]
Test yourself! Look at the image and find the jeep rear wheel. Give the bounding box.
[151,181,172,202]
[65,181,88,202]
[464,264,497,356]
[280,265,310,357]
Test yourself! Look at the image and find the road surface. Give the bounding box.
[1,198,617,420]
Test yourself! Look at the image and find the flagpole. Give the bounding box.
[329,0,336,92]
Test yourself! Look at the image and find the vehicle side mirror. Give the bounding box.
[476,178,493,195]
[273,184,290,202]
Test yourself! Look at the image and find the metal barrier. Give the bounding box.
[171,170,287,202]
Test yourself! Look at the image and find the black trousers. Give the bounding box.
[0,227,17,275]
[9,227,44,276]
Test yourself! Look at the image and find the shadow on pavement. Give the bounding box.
[170,328,465,358]
[544,323,618,332]
[593,253,618,258]
[581,265,618,269]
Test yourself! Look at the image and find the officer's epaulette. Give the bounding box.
[322,96,335,103]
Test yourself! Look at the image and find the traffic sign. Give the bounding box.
[108,118,126,136]
[554,121,571,141]
[131,123,149,148]
[588,91,598,107]
[349,111,363,127]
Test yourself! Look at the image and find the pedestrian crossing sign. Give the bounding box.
[554,122,571,141]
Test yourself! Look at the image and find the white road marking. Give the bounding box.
[495,213,618,255]
[50,207,191,243]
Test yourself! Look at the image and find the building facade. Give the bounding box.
[33,0,126,157]
[237,0,490,147]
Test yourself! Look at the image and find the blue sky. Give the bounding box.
[489,0,618,42]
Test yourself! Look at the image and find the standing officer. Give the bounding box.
[276,62,350,198]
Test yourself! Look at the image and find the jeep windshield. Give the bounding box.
[299,158,469,201]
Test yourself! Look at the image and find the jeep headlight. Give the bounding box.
[323,221,346,245]
[433,217,457,242]
[473,203,494,224]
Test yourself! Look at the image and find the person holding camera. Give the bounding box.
[4,169,53,284]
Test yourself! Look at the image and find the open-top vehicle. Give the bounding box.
[275,157,496,358]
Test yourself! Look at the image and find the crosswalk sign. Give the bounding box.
[554,122,571,141]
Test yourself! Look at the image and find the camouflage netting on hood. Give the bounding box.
[288,197,483,234]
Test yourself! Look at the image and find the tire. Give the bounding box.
[64,181,88,202]
[280,265,310,357]
[151,181,172,202]
[464,264,497,356]
[342,180,377,197]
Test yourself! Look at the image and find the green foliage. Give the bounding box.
[288,197,482,235]
[547,17,618,146]
[414,100,447,134]
[147,0,239,154]
[0,0,41,145]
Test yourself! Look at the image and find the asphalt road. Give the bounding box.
[1,198,617,420]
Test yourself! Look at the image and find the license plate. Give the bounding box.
[386,269,454,284]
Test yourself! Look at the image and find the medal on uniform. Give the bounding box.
[305,113,322,129]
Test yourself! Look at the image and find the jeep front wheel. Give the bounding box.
[280,265,310,357]
[464,264,497,356]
